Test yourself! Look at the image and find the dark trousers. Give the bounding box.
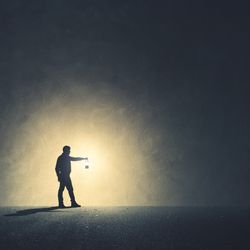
[58,176,76,204]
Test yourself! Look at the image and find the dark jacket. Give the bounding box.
[55,153,83,178]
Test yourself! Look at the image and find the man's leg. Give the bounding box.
[65,177,81,207]
[58,181,66,208]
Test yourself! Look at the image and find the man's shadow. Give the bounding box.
[4,206,69,216]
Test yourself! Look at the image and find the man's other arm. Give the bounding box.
[55,158,61,177]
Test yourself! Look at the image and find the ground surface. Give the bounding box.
[0,206,250,250]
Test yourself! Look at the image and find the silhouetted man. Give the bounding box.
[55,145,87,208]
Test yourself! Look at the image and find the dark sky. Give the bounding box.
[0,0,250,205]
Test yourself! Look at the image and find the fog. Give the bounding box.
[1,0,250,206]
[1,80,164,205]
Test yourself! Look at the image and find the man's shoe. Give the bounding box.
[71,202,81,208]
[58,203,66,208]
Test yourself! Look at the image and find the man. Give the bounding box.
[55,145,87,208]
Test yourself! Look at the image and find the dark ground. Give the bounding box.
[1,206,250,250]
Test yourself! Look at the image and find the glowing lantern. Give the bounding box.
[84,158,90,169]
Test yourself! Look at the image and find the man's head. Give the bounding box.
[63,145,71,155]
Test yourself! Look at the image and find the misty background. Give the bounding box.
[0,0,250,206]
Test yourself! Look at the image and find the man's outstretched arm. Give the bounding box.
[69,156,88,161]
